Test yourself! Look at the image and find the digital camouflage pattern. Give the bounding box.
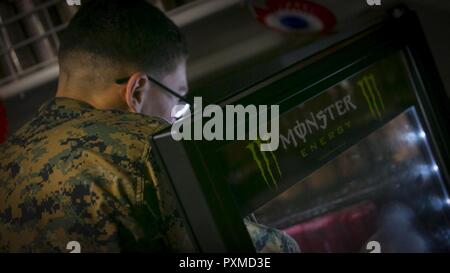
[0,100,7,144]
[0,97,299,253]
[244,219,300,253]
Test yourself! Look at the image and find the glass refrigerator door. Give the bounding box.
[216,50,450,253]
[253,107,450,253]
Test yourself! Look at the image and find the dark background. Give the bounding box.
[1,0,450,134]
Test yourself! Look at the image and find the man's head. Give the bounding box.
[57,0,188,122]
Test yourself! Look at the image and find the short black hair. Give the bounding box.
[58,0,187,79]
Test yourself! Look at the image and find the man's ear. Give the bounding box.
[124,73,148,113]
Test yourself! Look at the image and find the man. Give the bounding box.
[0,0,299,253]
[0,100,7,144]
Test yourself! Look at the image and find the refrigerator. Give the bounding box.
[152,7,450,253]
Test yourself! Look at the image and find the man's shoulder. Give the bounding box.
[55,109,170,164]
[80,109,169,144]
[0,106,169,171]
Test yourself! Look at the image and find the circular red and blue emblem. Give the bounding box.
[0,100,8,144]
[250,0,336,34]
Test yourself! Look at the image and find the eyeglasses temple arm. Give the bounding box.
[146,74,193,105]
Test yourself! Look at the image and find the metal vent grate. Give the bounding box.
[0,0,197,89]
[0,0,76,87]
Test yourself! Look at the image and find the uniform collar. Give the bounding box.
[47,97,95,111]
[39,97,171,128]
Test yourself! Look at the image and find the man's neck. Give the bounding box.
[56,89,126,112]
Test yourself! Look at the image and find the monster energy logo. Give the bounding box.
[357,74,385,120]
[246,139,281,189]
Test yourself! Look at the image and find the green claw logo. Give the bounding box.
[246,139,281,189]
[357,74,385,120]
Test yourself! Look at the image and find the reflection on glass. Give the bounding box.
[252,107,450,252]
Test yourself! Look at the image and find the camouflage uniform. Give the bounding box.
[0,100,7,144]
[244,219,300,253]
[0,97,299,253]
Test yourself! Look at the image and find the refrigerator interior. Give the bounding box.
[252,107,450,252]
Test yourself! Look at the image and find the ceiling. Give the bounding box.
[1,0,450,99]
[181,0,450,101]
[2,0,450,133]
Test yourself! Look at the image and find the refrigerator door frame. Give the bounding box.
[151,8,450,252]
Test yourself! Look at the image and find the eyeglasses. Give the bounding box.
[115,74,193,119]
